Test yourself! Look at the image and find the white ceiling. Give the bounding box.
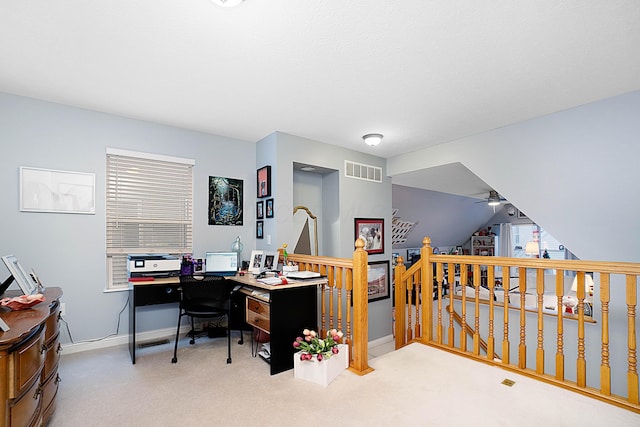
[1,1,640,197]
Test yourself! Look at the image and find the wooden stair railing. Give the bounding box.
[282,238,373,376]
[445,304,500,361]
[394,236,640,414]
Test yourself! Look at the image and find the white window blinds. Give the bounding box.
[106,149,194,290]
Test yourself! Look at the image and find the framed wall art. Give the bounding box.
[266,198,274,218]
[256,220,264,239]
[20,166,95,214]
[257,201,264,219]
[257,165,271,198]
[208,176,243,225]
[354,218,384,254]
[367,260,390,302]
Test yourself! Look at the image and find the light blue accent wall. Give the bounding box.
[0,93,256,343]
[260,132,393,340]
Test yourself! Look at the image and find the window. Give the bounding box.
[511,224,570,259]
[106,148,194,291]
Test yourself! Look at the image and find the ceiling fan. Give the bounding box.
[475,190,507,206]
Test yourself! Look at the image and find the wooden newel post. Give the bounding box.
[421,237,433,343]
[394,255,407,349]
[350,238,373,375]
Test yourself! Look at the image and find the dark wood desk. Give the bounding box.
[128,278,181,364]
[232,274,323,375]
[128,275,323,374]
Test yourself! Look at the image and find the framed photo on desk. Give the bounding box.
[249,250,265,274]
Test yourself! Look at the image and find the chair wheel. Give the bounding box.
[189,339,195,345]
[226,358,232,364]
[171,357,177,363]
[238,339,244,345]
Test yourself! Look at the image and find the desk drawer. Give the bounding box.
[246,297,270,317]
[246,297,270,333]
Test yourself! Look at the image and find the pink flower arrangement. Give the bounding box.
[293,328,343,361]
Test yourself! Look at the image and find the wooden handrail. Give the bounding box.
[394,236,640,413]
[283,239,373,376]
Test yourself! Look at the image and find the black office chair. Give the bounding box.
[171,276,236,364]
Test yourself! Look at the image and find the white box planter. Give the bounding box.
[293,344,349,387]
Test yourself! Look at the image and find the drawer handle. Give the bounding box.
[55,374,62,384]
[57,311,63,321]
[33,386,43,399]
[41,344,47,354]
[56,343,63,353]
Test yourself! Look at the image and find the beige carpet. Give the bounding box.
[49,333,640,427]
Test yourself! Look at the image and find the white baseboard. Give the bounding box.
[62,329,394,355]
[368,334,394,349]
[61,326,189,355]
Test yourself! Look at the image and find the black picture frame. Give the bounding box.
[266,198,274,218]
[256,201,264,219]
[367,260,390,302]
[257,165,271,198]
[256,220,264,239]
[208,176,243,225]
[354,218,384,254]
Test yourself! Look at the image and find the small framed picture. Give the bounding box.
[263,251,278,271]
[256,201,264,219]
[392,252,400,266]
[249,250,265,275]
[256,220,264,239]
[266,198,274,218]
[456,246,464,255]
[354,218,384,254]
[367,261,390,302]
[257,165,271,198]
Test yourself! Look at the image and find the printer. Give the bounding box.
[128,254,181,278]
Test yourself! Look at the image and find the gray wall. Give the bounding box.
[0,93,256,343]
[392,184,498,251]
[388,90,640,263]
[259,132,393,340]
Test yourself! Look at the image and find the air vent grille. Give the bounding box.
[344,160,382,183]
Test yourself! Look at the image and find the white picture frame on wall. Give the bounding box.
[20,166,95,214]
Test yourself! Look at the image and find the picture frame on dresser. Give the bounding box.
[1,254,37,295]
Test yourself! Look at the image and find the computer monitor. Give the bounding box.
[204,252,238,276]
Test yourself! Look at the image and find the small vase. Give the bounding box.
[293,344,349,387]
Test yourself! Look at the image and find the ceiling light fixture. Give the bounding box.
[363,133,383,147]
[211,0,244,7]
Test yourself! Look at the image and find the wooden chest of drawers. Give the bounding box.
[1,287,63,427]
